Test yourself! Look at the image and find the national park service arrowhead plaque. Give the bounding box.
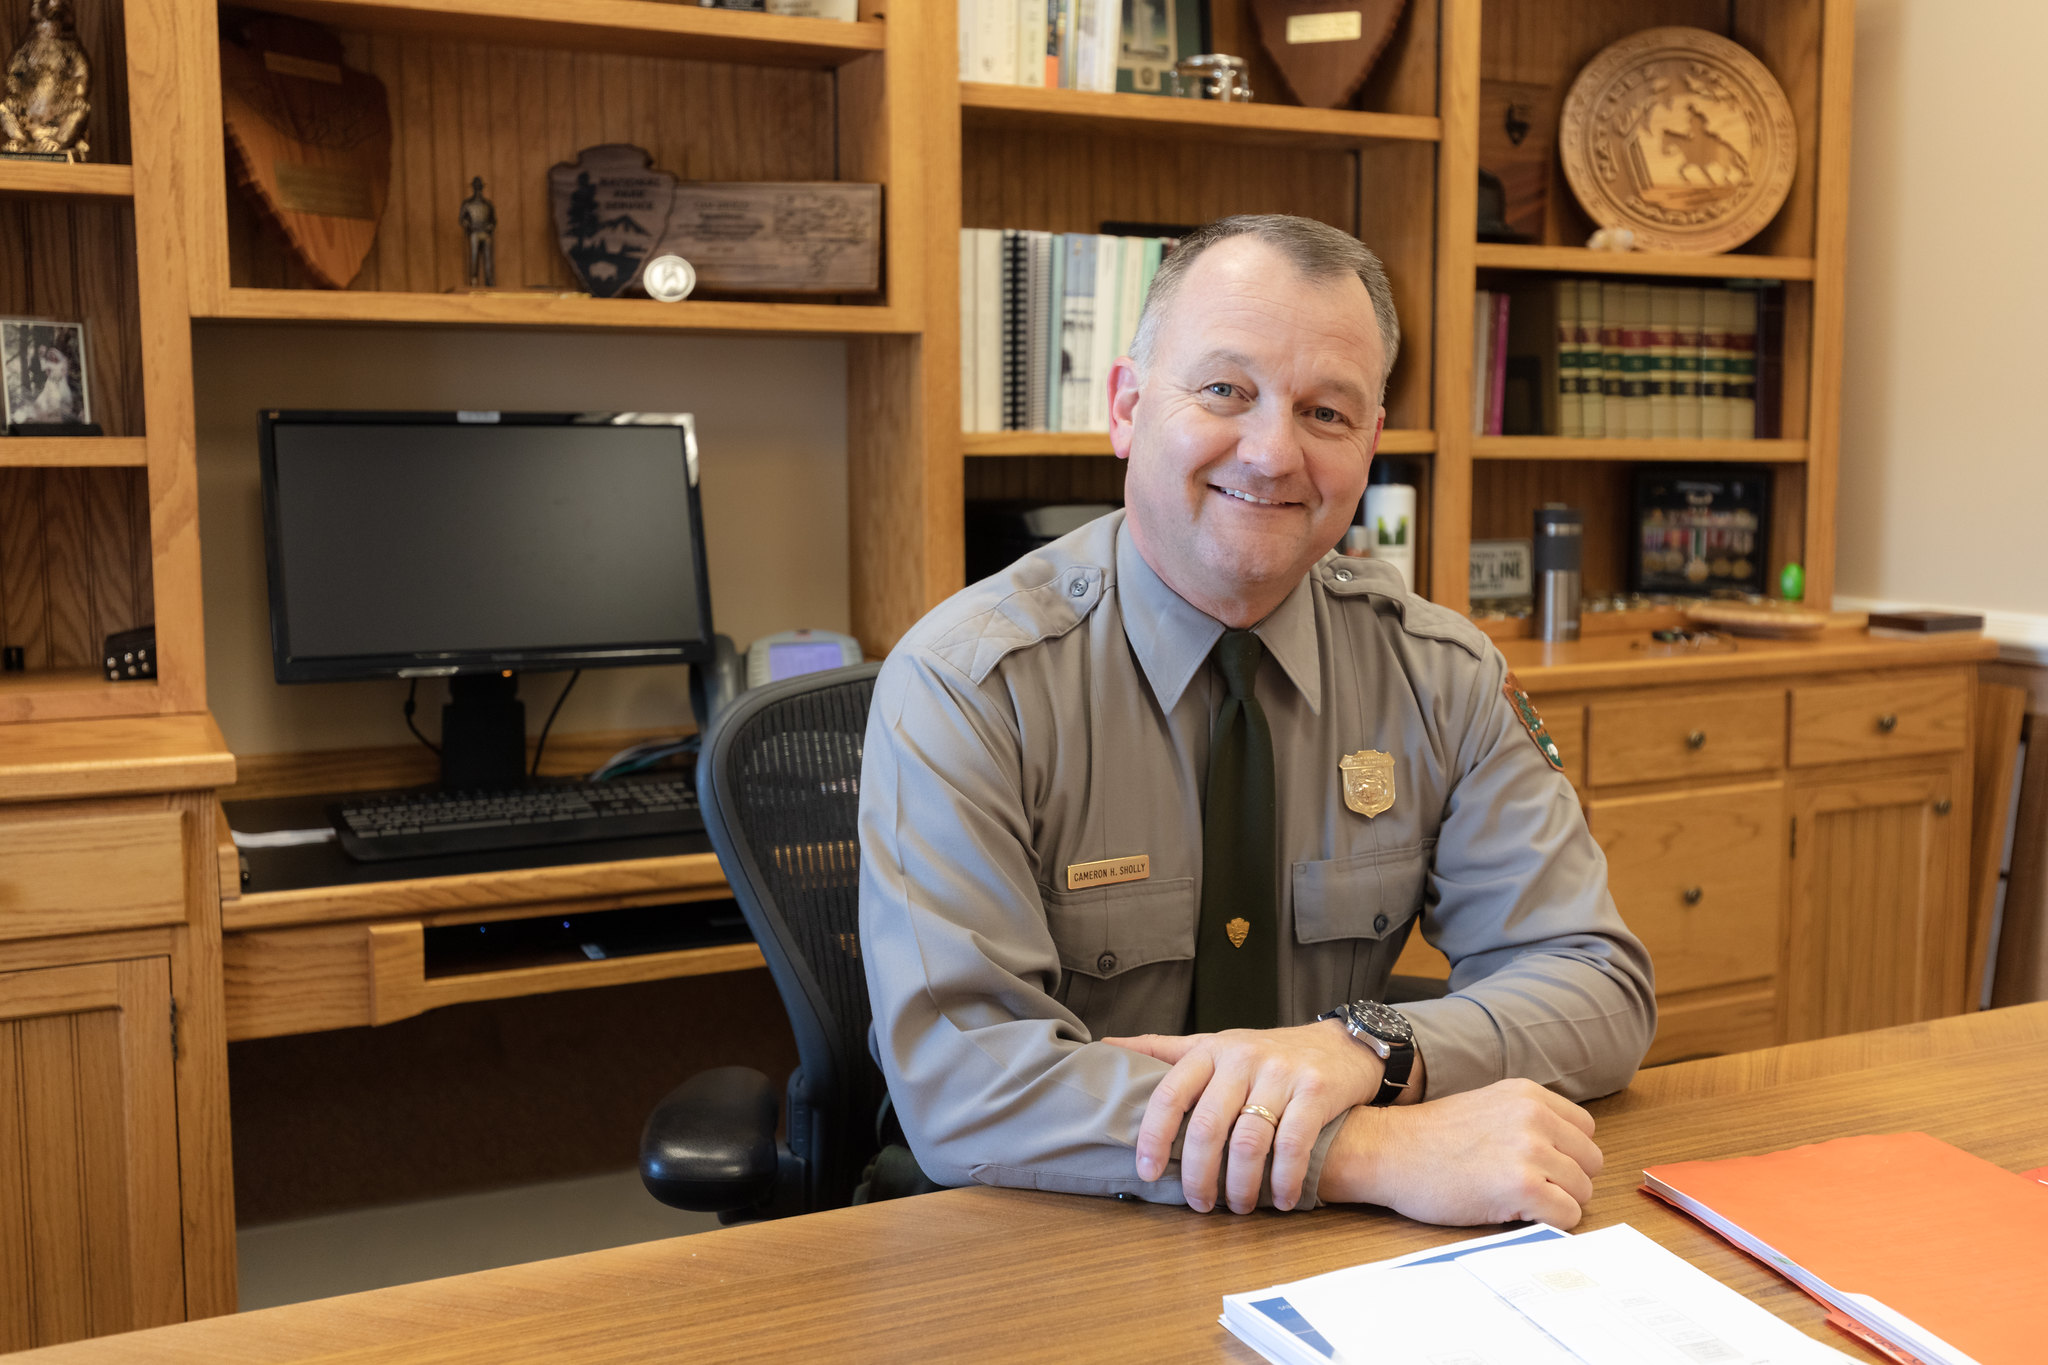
[548,145,677,298]
[1250,0,1406,110]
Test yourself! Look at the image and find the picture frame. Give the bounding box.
[1117,0,1207,97]
[1630,464,1771,597]
[1,317,93,430]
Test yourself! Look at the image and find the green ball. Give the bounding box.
[1779,563,1806,602]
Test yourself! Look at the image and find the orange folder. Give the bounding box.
[1644,1132,2048,1365]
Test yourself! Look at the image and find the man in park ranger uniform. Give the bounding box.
[858,215,1655,1224]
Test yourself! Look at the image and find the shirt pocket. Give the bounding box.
[1040,876,1198,979]
[1291,841,1434,944]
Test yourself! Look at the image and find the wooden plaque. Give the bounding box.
[1249,0,1405,110]
[651,183,881,294]
[220,16,391,289]
[1559,27,1796,255]
[548,145,678,298]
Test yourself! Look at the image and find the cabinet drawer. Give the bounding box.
[1643,982,1779,1067]
[1790,674,1968,767]
[1586,690,1786,787]
[0,808,187,942]
[1587,783,1784,995]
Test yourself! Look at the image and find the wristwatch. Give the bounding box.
[1317,1000,1416,1106]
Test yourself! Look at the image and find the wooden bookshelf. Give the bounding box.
[247,0,886,65]
[1472,243,1818,282]
[0,437,150,467]
[1472,437,1808,464]
[208,288,915,335]
[960,82,1441,148]
[0,160,136,200]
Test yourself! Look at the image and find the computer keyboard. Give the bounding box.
[331,775,704,862]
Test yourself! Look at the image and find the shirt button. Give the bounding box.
[1096,951,1117,974]
[1333,568,1354,582]
[1373,913,1390,932]
[1069,578,1088,598]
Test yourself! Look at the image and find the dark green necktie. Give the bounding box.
[1193,629,1279,1032]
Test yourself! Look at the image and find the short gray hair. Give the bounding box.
[1128,214,1400,400]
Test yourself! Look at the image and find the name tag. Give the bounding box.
[1066,854,1151,890]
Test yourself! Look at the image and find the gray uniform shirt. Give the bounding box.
[859,511,1655,1205]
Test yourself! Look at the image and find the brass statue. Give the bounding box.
[460,175,496,288]
[2,0,92,160]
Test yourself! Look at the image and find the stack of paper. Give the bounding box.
[1645,1131,2048,1365]
[1222,1223,1849,1365]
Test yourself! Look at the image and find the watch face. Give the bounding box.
[1353,1001,1414,1046]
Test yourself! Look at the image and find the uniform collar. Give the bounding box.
[1115,518,1323,716]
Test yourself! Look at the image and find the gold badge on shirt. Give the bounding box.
[1340,750,1396,818]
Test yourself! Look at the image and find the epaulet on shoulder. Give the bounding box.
[1317,555,1490,663]
[918,561,1108,685]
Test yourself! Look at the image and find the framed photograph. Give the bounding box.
[1630,464,1771,597]
[1117,0,1207,96]
[2,318,93,429]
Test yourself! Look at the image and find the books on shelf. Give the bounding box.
[959,0,1121,91]
[1482,277,1777,441]
[960,227,1173,434]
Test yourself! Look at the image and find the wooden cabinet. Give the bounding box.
[0,719,236,1349]
[0,958,185,1351]
[1786,762,1969,1041]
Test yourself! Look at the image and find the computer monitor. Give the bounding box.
[259,410,715,787]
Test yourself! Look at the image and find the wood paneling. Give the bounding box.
[963,454,1126,504]
[1588,781,1784,996]
[0,957,182,1352]
[1472,457,1631,594]
[229,34,838,294]
[1786,762,1967,1041]
[1642,979,1778,1067]
[1789,671,1968,767]
[1991,712,2048,1010]
[0,713,233,804]
[0,804,186,942]
[1586,687,1785,787]
[0,468,153,672]
[0,201,145,437]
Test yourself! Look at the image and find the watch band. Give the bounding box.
[1318,1001,1416,1106]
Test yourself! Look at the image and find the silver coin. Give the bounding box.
[642,255,697,303]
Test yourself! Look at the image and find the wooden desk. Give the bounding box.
[26,1002,2048,1364]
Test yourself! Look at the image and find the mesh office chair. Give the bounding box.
[639,663,893,1221]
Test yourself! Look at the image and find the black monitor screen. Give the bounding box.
[261,413,713,681]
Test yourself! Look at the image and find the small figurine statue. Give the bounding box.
[460,175,496,288]
[1,0,91,159]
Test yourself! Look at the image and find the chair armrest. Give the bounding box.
[640,1065,781,1213]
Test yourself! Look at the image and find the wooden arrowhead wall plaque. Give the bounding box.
[548,145,678,298]
[1250,0,1405,110]
[220,14,391,289]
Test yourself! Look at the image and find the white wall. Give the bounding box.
[1838,0,2048,637]
[195,324,849,757]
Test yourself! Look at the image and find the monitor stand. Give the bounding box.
[440,672,528,788]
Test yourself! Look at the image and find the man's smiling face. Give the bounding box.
[1109,236,1386,627]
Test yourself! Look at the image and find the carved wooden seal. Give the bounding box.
[1559,26,1796,255]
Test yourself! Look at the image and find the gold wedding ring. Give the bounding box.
[1239,1104,1280,1126]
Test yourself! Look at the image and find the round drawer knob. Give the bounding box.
[1682,886,1704,906]
[1686,730,1706,750]
[1878,713,1899,733]
[1934,798,1952,816]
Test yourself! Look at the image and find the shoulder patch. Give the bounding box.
[1503,671,1565,772]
